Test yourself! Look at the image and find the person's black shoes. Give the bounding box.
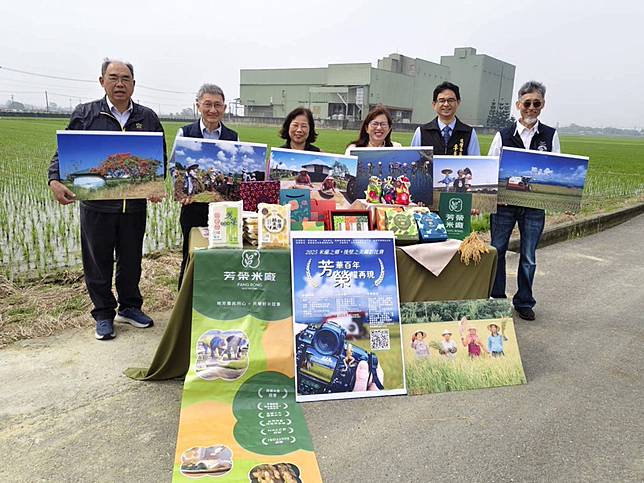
[515,307,535,321]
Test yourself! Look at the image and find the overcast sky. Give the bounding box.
[1,0,642,128]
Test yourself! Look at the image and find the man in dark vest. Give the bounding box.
[488,80,561,320]
[176,84,239,288]
[411,81,481,156]
[48,58,166,340]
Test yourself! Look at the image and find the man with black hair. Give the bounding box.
[488,80,560,321]
[411,81,481,156]
[48,58,166,340]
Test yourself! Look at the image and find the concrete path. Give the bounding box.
[1,215,643,482]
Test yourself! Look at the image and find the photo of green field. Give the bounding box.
[497,182,584,212]
[400,299,526,395]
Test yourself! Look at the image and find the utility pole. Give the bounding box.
[45,90,49,112]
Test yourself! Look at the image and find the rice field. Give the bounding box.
[0,117,643,279]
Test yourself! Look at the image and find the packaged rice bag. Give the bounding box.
[374,206,404,230]
[258,203,291,249]
[208,201,243,248]
[386,209,419,243]
[413,211,448,243]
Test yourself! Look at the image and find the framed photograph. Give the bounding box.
[433,155,499,213]
[170,137,268,202]
[348,146,434,207]
[497,147,589,212]
[56,130,165,200]
[328,210,370,231]
[269,148,358,207]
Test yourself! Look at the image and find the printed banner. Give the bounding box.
[400,299,527,395]
[497,147,589,212]
[173,249,322,482]
[438,192,472,240]
[291,231,406,402]
[56,130,165,200]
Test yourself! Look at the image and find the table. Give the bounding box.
[124,229,497,381]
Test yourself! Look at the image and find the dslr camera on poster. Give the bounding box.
[296,320,383,394]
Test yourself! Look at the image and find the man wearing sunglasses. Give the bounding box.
[411,81,481,156]
[488,80,560,321]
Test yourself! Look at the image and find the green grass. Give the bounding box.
[1,117,643,278]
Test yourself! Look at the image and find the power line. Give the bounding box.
[0,65,195,94]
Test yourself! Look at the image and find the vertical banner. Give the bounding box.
[439,192,472,240]
[291,232,406,402]
[173,249,322,482]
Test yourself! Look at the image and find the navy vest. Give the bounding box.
[419,117,473,155]
[180,120,239,141]
[499,122,556,152]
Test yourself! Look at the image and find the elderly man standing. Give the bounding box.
[177,84,238,288]
[48,58,166,340]
[488,80,561,321]
[411,81,480,156]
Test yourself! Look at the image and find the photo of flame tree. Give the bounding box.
[90,152,161,181]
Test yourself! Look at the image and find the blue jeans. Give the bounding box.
[490,205,545,309]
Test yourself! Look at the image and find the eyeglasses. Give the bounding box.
[521,100,543,109]
[368,121,389,128]
[106,75,133,84]
[435,98,458,105]
[199,102,225,110]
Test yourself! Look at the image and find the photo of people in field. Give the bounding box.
[497,147,589,212]
[269,148,357,207]
[56,131,165,200]
[400,298,526,395]
[171,137,267,203]
[195,329,249,381]
[433,155,499,213]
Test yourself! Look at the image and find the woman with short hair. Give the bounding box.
[280,107,321,151]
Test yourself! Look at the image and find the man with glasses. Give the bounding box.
[411,81,480,156]
[488,80,560,321]
[48,58,166,340]
[176,84,238,288]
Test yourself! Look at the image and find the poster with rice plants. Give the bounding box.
[401,298,526,395]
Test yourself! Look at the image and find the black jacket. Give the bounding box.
[48,97,166,213]
[280,142,321,152]
[180,120,238,141]
[419,117,473,155]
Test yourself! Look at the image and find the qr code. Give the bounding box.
[370,328,390,351]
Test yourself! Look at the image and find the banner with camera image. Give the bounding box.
[291,231,407,402]
[172,249,322,482]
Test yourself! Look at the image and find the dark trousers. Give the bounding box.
[80,205,146,321]
[178,203,209,288]
[490,205,545,310]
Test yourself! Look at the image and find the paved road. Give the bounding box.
[1,214,642,482]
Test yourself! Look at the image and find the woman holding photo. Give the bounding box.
[345,106,402,154]
[280,107,321,152]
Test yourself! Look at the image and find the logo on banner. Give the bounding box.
[449,198,463,212]
[242,250,261,269]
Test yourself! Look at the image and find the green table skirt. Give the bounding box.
[124,229,496,381]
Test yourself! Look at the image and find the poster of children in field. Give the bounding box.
[57,131,165,200]
[171,137,268,202]
[497,147,589,212]
[400,299,526,395]
[433,155,499,213]
[269,148,358,207]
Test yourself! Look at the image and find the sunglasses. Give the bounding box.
[521,99,543,109]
